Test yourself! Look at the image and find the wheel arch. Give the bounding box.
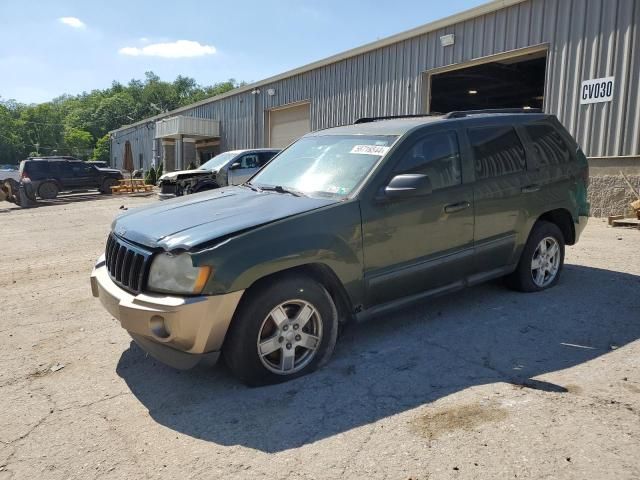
[235,263,355,326]
[37,179,61,195]
[537,208,575,245]
[193,179,220,193]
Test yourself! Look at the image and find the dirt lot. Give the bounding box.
[1,193,639,480]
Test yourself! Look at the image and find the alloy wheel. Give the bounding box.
[531,236,560,288]
[256,300,323,375]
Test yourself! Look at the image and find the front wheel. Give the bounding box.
[223,275,338,386]
[506,221,565,292]
[100,178,118,194]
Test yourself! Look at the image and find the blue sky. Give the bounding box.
[0,0,485,104]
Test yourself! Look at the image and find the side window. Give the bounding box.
[71,163,95,176]
[524,124,571,168]
[468,126,526,180]
[393,131,462,190]
[239,154,260,169]
[25,162,50,180]
[258,151,276,167]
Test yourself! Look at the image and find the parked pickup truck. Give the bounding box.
[157,149,280,198]
[91,110,589,386]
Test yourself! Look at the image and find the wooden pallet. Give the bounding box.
[612,218,640,229]
[111,179,154,194]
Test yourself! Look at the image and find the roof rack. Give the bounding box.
[443,108,543,119]
[354,114,437,124]
[354,109,542,124]
[27,155,79,160]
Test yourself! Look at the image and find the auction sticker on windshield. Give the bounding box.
[350,145,390,156]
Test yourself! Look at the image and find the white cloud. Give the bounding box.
[59,17,86,29]
[118,40,216,58]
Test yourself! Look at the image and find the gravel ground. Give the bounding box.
[1,193,639,480]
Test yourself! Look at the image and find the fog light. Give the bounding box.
[150,315,170,339]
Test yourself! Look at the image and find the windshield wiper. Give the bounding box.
[260,185,304,197]
[243,181,262,192]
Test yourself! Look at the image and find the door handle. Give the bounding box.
[444,201,470,214]
[521,184,541,193]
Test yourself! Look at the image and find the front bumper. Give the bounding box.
[90,256,244,369]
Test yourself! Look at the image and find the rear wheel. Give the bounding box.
[506,221,565,292]
[224,275,338,386]
[38,181,58,200]
[100,178,118,194]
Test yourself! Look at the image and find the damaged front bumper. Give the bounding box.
[90,255,244,369]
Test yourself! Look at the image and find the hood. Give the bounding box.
[112,186,337,250]
[160,169,212,181]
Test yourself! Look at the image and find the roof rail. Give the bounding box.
[443,108,543,119]
[354,114,437,124]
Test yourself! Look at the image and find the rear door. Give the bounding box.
[466,124,529,275]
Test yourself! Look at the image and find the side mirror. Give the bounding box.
[229,162,241,170]
[384,174,432,199]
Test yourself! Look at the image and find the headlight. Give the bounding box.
[147,252,212,295]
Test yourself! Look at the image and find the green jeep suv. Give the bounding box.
[91,110,589,386]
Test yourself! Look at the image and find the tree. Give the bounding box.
[92,134,110,163]
[0,72,243,164]
[64,128,93,158]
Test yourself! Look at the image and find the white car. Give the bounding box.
[0,165,20,182]
[157,149,280,199]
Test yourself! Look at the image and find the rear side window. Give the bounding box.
[393,131,462,190]
[468,126,526,180]
[258,151,277,167]
[524,124,571,167]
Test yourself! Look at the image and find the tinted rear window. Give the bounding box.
[468,126,526,180]
[524,124,571,167]
[24,161,50,179]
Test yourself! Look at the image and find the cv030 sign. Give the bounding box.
[581,76,615,105]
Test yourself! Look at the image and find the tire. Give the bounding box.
[223,274,339,386]
[506,220,565,292]
[100,178,118,194]
[38,181,59,200]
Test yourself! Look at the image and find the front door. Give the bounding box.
[228,153,260,185]
[71,163,101,189]
[360,130,474,307]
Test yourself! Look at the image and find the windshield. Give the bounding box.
[251,135,397,198]
[199,151,238,171]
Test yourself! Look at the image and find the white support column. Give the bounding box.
[175,135,184,170]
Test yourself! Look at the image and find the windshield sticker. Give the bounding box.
[350,145,390,156]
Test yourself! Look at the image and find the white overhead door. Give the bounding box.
[268,103,310,148]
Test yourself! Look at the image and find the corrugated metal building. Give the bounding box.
[110,0,640,216]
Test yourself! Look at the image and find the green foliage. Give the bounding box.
[144,167,157,185]
[0,74,241,164]
[187,161,196,170]
[64,127,93,159]
[156,162,163,178]
[92,134,110,163]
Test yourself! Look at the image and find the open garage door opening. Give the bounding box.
[428,50,547,114]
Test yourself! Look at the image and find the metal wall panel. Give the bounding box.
[113,0,639,163]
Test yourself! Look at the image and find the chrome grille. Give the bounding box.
[105,234,153,293]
